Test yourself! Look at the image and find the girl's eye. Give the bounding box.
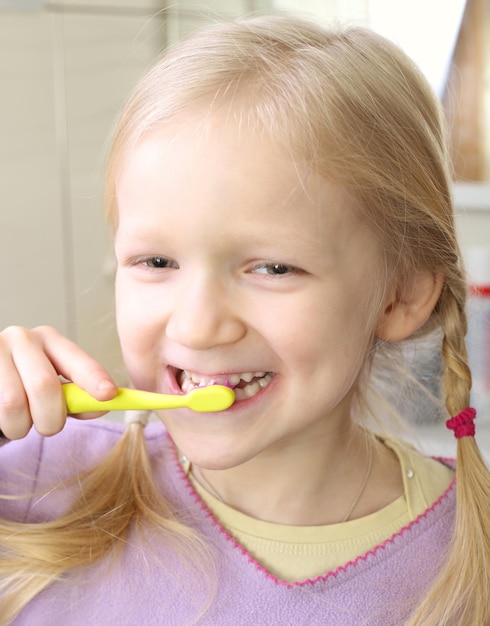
[252,263,296,276]
[139,256,178,269]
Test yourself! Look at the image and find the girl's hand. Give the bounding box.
[0,326,118,440]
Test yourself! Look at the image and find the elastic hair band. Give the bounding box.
[446,407,477,439]
[124,410,151,427]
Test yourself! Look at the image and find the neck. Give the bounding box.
[190,422,397,526]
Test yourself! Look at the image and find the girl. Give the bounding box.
[1,14,489,626]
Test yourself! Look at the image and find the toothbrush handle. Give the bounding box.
[63,383,186,413]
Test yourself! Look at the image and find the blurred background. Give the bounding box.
[0,0,489,386]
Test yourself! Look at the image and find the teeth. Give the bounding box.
[180,370,272,401]
[180,375,196,395]
[234,374,272,401]
[183,370,267,387]
[228,374,241,386]
[244,382,260,397]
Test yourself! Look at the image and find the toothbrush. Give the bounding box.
[62,383,235,414]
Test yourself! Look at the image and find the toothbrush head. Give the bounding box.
[186,385,235,412]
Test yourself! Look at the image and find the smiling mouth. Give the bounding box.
[178,370,273,401]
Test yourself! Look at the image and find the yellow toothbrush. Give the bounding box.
[63,383,235,414]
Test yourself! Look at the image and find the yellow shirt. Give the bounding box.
[184,438,454,582]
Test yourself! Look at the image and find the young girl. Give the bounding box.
[1,14,489,626]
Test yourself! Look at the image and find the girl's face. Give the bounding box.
[114,114,384,470]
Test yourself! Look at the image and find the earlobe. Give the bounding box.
[375,272,444,342]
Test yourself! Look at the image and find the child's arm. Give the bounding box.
[0,326,118,441]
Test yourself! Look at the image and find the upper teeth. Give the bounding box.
[183,370,266,387]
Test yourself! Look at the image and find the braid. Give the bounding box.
[438,277,471,415]
[407,272,490,625]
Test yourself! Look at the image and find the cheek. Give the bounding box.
[296,296,375,372]
[115,284,158,363]
[115,317,159,390]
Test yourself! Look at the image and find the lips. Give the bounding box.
[178,370,273,401]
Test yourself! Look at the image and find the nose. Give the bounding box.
[165,275,246,350]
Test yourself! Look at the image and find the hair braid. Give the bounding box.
[408,278,490,625]
[438,278,471,415]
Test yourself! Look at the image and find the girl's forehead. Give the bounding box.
[123,117,314,199]
[115,111,374,246]
[120,116,290,195]
[119,140,371,251]
[120,111,330,201]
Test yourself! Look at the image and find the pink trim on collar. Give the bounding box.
[169,435,456,589]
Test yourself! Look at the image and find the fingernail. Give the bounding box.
[97,380,116,392]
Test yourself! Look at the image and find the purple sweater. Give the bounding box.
[1,419,456,625]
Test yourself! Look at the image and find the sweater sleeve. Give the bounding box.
[0,426,46,522]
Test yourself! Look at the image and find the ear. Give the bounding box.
[375,272,444,342]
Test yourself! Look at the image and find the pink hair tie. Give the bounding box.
[446,407,477,439]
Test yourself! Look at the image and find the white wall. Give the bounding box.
[273,0,368,23]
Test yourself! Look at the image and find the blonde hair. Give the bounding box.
[2,14,490,625]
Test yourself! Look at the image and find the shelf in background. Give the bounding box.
[454,182,490,212]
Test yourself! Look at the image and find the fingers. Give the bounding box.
[0,332,64,438]
[37,326,117,400]
[0,326,117,440]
